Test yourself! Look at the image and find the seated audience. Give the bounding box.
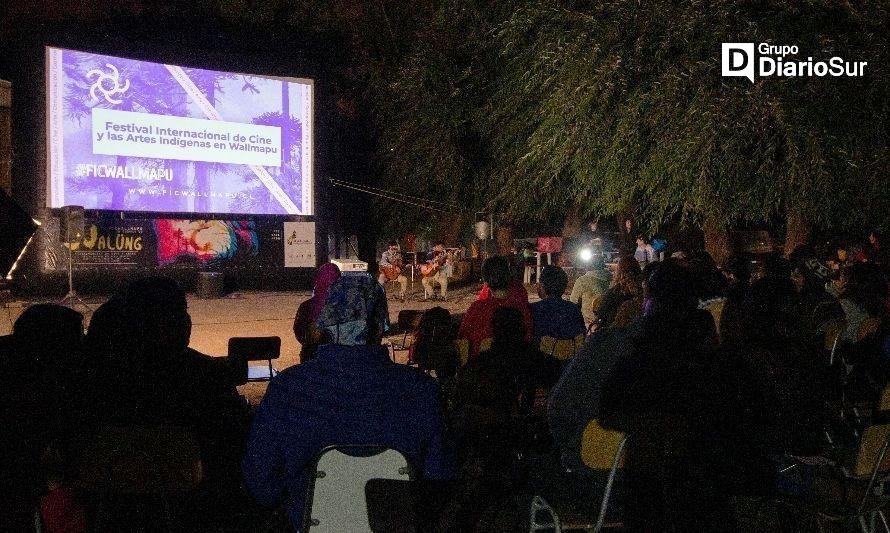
[410,306,459,382]
[1,304,86,533]
[599,259,740,530]
[293,262,340,362]
[244,275,455,529]
[719,255,751,346]
[569,260,611,327]
[450,306,560,529]
[838,262,886,342]
[788,246,844,339]
[730,276,827,494]
[99,277,250,520]
[459,256,533,359]
[530,265,586,343]
[595,255,642,328]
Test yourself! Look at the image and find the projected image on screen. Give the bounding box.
[46,47,313,215]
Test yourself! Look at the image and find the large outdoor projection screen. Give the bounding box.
[46,47,313,215]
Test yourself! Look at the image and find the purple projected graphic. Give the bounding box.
[46,47,313,215]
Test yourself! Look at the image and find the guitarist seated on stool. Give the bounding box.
[421,241,452,301]
[378,241,408,300]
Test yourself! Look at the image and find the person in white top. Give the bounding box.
[634,234,658,266]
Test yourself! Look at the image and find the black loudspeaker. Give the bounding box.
[59,205,85,243]
[0,189,37,277]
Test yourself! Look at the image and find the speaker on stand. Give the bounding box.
[58,205,91,312]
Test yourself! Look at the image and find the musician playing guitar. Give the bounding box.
[378,241,408,300]
[421,241,452,301]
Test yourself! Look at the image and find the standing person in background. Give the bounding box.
[619,218,636,254]
[378,241,408,301]
[293,263,341,362]
[634,234,658,267]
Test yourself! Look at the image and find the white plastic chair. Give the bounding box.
[303,445,413,532]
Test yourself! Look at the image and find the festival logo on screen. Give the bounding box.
[87,63,130,104]
[154,219,258,266]
[47,47,313,216]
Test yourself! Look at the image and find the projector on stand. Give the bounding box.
[330,258,369,277]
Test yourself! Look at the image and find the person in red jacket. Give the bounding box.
[459,256,533,359]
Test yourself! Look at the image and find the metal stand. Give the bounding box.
[59,242,91,313]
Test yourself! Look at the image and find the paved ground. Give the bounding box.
[1,280,537,404]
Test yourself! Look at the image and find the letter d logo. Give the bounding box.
[722,43,755,83]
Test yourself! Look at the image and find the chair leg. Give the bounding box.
[878,510,890,533]
[594,438,627,533]
[529,496,562,533]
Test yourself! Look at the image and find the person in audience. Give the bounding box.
[719,255,751,346]
[619,218,636,254]
[459,256,533,358]
[599,259,738,531]
[569,259,611,328]
[531,265,586,343]
[293,262,341,362]
[729,276,827,495]
[476,261,528,305]
[838,262,886,342]
[595,255,642,328]
[788,246,844,338]
[410,306,459,384]
[100,277,250,523]
[866,230,888,265]
[633,234,658,266]
[244,275,455,530]
[450,307,560,529]
[0,304,86,533]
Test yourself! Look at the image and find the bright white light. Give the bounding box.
[578,248,593,262]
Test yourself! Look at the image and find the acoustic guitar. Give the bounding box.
[420,251,447,277]
[380,259,403,281]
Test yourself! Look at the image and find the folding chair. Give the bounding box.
[530,421,626,533]
[303,445,413,532]
[539,335,585,361]
[821,318,848,366]
[78,425,203,533]
[805,424,890,532]
[387,310,424,360]
[227,336,281,383]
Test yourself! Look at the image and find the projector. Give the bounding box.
[330,259,368,276]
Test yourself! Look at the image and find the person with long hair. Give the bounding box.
[595,255,642,328]
[293,263,341,362]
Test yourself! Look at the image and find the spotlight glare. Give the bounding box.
[578,248,593,262]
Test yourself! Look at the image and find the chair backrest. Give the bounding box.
[821,318,848,352]
[853,424,890,477]
[580,420,626,470]
[479,337,493,352]
[227,336,281,362]
[706,299,727,336]
[397,309,424,332]
[539,334,585,361]
[304,446,413,532]
[455,339,470,366]
[79,425,203,494]
[878,385,890,413]
[857,317,882,343]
